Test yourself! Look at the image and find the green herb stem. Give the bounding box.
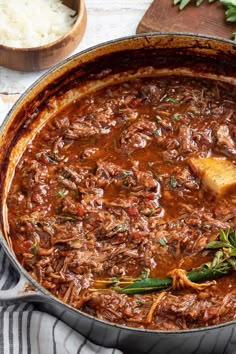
[91,230,235,295]
[119,262,231,294]
[115,229,236,295]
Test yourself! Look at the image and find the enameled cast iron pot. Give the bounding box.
[0,33,236,354]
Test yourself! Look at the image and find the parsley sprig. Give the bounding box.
[174,0,217,10]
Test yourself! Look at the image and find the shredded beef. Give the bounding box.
[7,75,236,331]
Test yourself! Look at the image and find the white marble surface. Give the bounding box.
[0,0,153,122]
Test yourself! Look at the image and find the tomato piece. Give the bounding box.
[23,240,33,249]
[78,205,85,217]
[146,193,156,200]
[128,205,139,216]
[132,231,149,240]
[14,239,33,254]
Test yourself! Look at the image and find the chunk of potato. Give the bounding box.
[189,157,236,196]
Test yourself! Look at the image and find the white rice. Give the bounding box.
[0,0,77,48]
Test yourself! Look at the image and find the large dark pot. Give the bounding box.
[0,33,236,354]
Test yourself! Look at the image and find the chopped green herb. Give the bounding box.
[113,225,124,232]
[62,215,77,221]
[44,221,51,226]
[204,224,212,229]
[148,162,154,167]
[58,190,65,198]
[154,128,162,136]
[31,242,38,256]
[159,237,168,246]
[47,155,58,163]
[166,97,177,103]
[155,115,162,121]
[170,176,178,188]
[136,296,144,306]
[147,209,156,217]
[122,170,133,178]
[171,113,181,121]
[139,268,150,279]
[101,127,110,134]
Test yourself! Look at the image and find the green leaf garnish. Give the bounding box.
[58,190,65,198]
[147,209,156,217]
[170,176,178,188]
[172,113,181,121]
[174,0,217,10]
[122,171,133,178]
[166,97,178,103]
[47,155,58,163]
[155,128,162,136]
[159,237,168,246]
[139,268,151,279]
[31,242,38,256]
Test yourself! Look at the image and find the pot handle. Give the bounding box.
[0,272,45,303]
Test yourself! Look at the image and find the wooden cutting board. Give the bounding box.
[136,0,235,39]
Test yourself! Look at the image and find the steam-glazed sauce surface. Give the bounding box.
[7,76,236,330]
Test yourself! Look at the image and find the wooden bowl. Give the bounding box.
[0,0,87,72]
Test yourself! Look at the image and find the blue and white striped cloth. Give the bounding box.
[0,246,122,354]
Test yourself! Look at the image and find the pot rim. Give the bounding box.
[1,31,236,135]
[1,31,236,336]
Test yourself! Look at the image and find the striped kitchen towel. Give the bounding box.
[0,246,122,354]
